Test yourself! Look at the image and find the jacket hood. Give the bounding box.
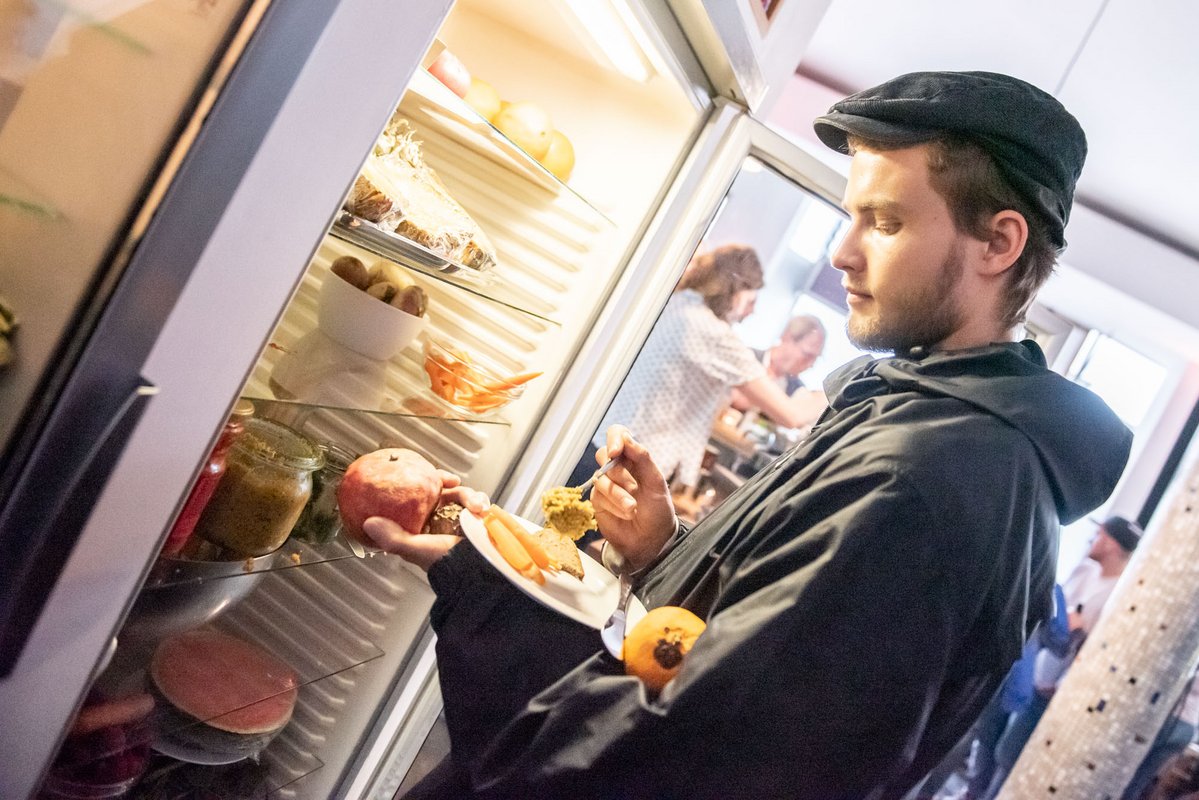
[824,340,1133,524]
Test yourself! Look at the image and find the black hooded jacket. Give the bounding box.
[420,341,1132,800]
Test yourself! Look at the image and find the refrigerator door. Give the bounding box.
[664,0,833,111]
[0,1,453,797]
[0,0,268,676]
[505,103,846,510]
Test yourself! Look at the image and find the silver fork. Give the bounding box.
[601,566,633,659]
[577,457,619,494]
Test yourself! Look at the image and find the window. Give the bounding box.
[1068,333,1167,429]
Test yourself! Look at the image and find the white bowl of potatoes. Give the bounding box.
[317,256,428,361]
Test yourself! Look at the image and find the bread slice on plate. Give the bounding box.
[528,526,584,580]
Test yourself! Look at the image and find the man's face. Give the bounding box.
[833,144,974,352]
[774,330,824,377]
[1088,529,1117,562]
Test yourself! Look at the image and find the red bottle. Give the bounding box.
[159,399,254,556]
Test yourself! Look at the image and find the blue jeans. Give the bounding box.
[981,692,1051,799]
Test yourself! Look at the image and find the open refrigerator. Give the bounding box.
[0,0,844,797]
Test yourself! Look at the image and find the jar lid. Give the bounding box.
[230,398,255,420]
[236,418,324,471]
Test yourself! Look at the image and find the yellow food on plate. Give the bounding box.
[540,485,595,541]
[538,130,575,182]
[464,78,502,121]
[623,606,706,693]
[493,101,553,160]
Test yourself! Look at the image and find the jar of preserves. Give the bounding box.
[289,443,357,545]
[191,418,323,556]
[160,399,255,556]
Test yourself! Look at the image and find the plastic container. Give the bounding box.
[38,692,154,799]
[192,418,323,556]
[160,399,255,556]
[422,337,530,414]
[289,442,357,544]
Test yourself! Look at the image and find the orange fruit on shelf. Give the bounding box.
[493,101,553,159]
[464,78,502,121]
[539,130,575,182]
[623,606,706,693]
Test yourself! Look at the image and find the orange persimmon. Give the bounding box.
[623,606,706,693]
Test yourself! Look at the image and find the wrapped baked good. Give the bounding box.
[346,120,497,272]
[346,174,395,222]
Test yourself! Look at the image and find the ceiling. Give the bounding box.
[795,0,1199,261]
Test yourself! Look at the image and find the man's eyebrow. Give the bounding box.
[842,199,904,215]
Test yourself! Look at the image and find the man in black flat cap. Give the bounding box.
[369,72,1134,800]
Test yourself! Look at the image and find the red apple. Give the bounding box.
[428,50,471,98]
[337,448,441,544]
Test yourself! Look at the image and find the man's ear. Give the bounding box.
[981,210,1029,276]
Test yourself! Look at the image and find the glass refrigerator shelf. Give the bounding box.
[403,69,615,229]
[329,211,561,325]
[239,389,516,427]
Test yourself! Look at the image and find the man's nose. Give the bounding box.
[831,228,861,272]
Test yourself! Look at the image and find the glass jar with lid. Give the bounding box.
[191,418,323,556]
[160,399,255,556]
[289,442,357,545]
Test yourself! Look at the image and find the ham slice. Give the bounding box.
[151,630,298,735]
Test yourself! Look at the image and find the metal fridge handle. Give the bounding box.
[0,377,158,677]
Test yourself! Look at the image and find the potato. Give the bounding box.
[366,281,399,304]
[367,260,412,289]
[391,285,428,317]
[331,256,370,289]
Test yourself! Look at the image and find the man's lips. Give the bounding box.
[844,287,871,302]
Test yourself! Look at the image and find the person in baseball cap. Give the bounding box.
[1100,515,1143,553]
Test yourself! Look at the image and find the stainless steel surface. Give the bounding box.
[601,568,634,659]
[122,550,276,643]
[666,0,765,107]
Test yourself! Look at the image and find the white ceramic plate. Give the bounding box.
[460,511,646,631]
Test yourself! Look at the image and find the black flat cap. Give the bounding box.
[1102,516,1142,552]
[813,71,1086,248]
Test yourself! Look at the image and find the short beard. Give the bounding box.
[847,245,966,353]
